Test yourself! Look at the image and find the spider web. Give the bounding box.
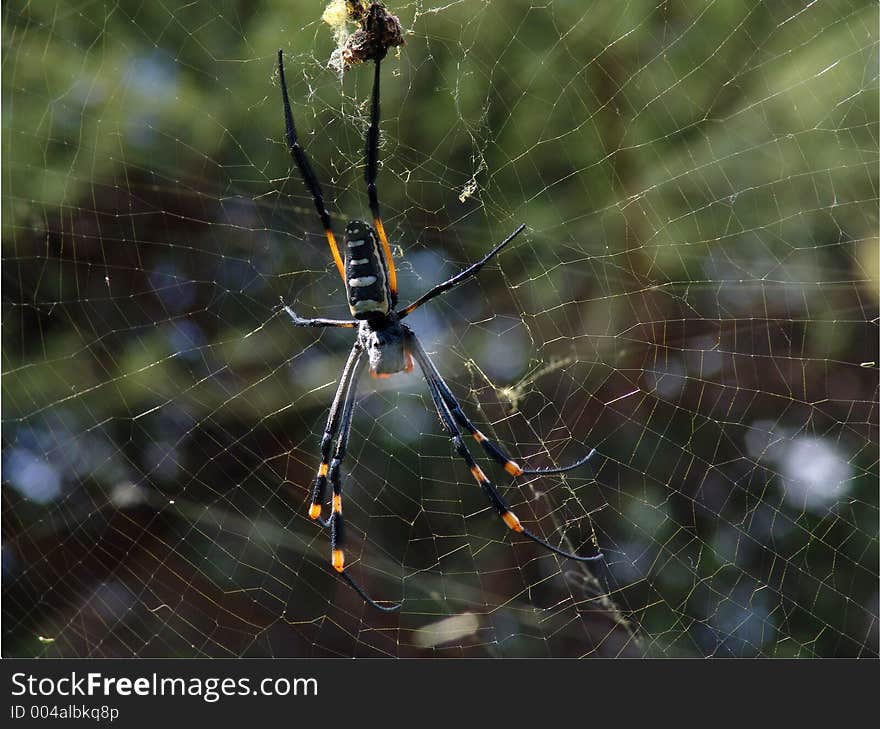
[3,0,877,658]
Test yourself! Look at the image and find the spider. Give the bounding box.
[276,49,602,611]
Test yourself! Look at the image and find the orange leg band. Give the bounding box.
[502,511,524,532]
[373,218,397,296]
[331,549,345,572]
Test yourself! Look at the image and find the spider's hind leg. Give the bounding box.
[364,57,398,302]
[277,50,346,281]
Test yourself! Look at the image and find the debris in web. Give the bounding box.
[323,1,405,75]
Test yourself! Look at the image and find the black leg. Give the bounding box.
[410,336,595,475]
[398,224,526,318]
[324,354,402,612]
[364,57,398,301]
[282,302,357,329]
[409,335,602,563]
[307,344,363,526]
[278,49,346,281]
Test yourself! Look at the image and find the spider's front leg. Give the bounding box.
[408,334,603,563]
[326,383,402,613]
[413,336,596,475]
[304,342,401,612]
[306,344,363,524]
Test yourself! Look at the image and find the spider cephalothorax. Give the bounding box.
[277,49,601,611]
[358,312,411,377]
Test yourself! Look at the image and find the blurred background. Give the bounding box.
[2,0,877,657]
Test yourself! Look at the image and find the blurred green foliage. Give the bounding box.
[2,1,877,657]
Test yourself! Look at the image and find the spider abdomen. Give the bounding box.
[344,220,391,319]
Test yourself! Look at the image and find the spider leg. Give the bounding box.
[398,224,526,318]
[282,302,358,329]
[278,49,346,281]
[410,336,595,475]
[364,57,398,302]
[325,353,402,612]
[409,334,603,563]
[307,344,363,526]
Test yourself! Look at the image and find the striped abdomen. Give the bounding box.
[344,220,391,319]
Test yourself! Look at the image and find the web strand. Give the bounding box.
[2,0,877,658]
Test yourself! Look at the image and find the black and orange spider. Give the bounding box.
[277,49,602,611]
